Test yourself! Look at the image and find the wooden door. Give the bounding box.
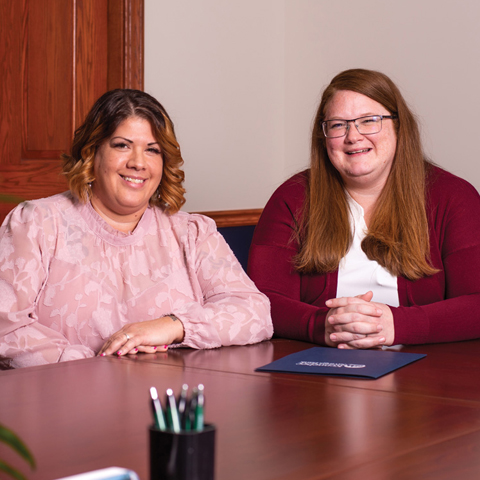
[0,0,144,224]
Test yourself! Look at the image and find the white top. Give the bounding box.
[336,194,399,306]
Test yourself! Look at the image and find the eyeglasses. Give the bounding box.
[322,114,397,138]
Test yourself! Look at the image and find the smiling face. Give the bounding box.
[91,116,163,231]
[324,90,397,193]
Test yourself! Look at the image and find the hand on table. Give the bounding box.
[98,315,185,357]
[325,291,395,349]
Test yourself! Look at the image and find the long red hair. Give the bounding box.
[295,69,438,281]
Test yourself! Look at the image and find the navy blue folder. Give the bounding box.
[255,347,426,379]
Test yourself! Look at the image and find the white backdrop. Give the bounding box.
[145,0,480,212]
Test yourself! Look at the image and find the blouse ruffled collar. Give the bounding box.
[78,201,153,246]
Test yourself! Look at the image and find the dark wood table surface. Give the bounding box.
[2,338,480,480]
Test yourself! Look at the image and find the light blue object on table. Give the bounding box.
[55,467,139,480]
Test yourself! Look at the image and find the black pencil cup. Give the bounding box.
[149,424,216,480]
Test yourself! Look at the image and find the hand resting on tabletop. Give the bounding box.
[98,315,184,357]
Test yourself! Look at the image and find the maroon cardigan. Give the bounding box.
[248,166,480,346]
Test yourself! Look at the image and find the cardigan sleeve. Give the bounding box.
[0,203,95,368]
[393,169,480,344]
[249,167,480,347]
[247,173,333,345]
[170,214,273,349]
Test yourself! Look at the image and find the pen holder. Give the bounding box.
[149,424,216,480]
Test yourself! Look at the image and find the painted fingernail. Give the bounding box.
[134,348,138,352]
[163,345,169,349]
[153,346,157,350]
[100,353,106,357]
[117,351,122,356]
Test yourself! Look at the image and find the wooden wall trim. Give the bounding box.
[125,0,145,90]
[108,0,144,90]
[194,208,263,228]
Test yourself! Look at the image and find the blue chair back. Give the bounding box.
[217,225,256,271]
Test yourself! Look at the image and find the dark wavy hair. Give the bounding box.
[62,89,185,213]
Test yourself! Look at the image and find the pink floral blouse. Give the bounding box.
[0,192,273,368]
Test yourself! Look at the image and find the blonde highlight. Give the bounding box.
[62,89,186,213]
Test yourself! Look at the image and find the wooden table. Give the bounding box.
[2,339,480,480]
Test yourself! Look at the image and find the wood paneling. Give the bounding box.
[196,208,263,227]
[0,0,144,224]
[23,0,73,158]
[75,0,109,127]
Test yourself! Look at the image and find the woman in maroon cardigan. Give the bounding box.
[248,69,480,349]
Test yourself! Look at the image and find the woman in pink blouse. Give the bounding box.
[0,89,273,368]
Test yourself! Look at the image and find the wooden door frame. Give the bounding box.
[107,0,144,91]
